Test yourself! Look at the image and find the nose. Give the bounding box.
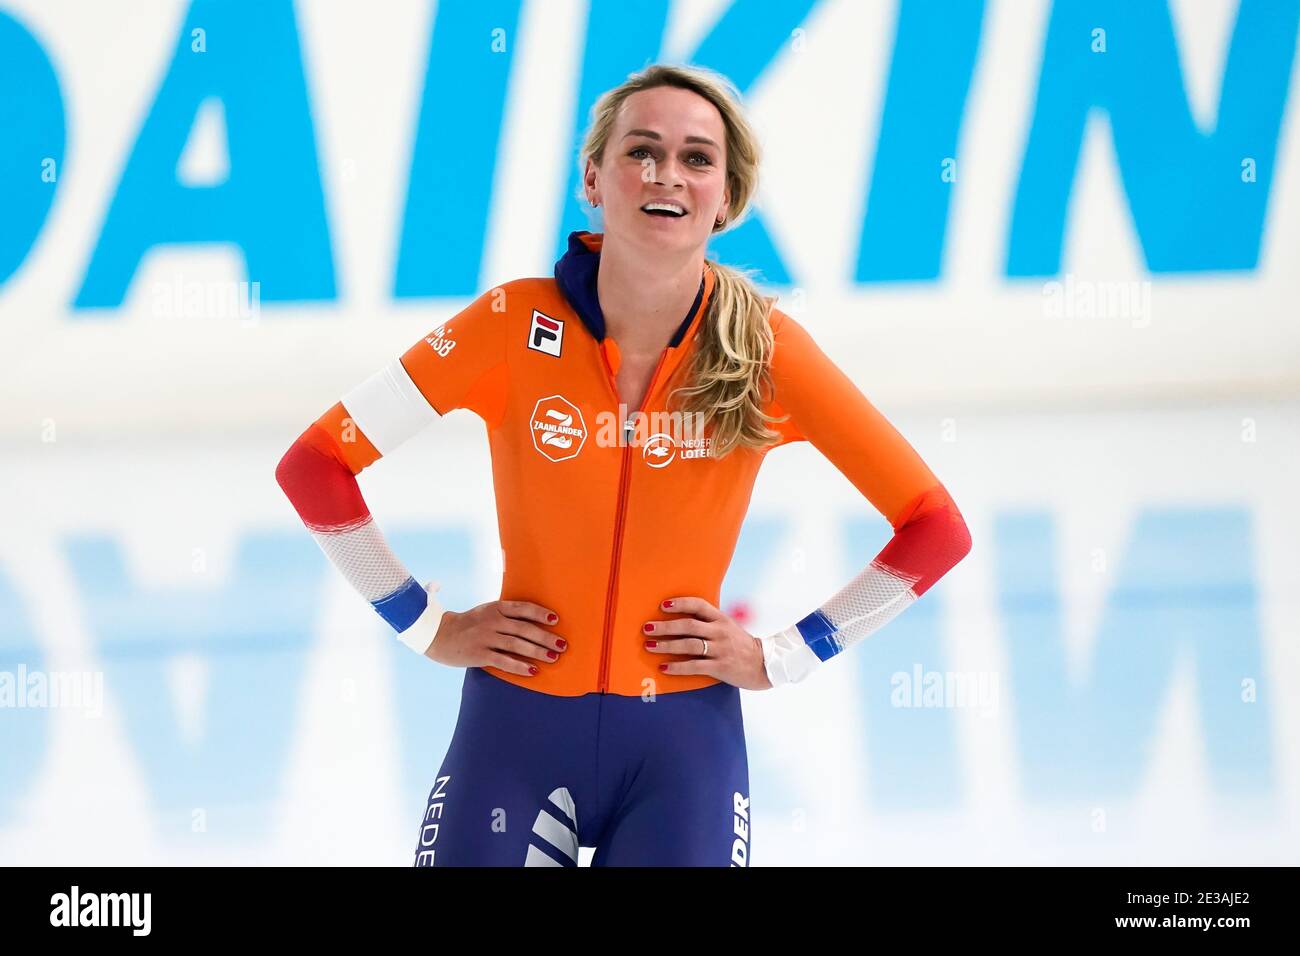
[653,154,687,189]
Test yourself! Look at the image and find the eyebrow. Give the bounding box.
[623,128,720,149]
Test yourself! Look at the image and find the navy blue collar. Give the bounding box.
[553,230,705,346]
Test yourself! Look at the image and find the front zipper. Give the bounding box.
[596,345,669,694]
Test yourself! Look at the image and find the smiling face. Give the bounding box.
[585,85,730,256]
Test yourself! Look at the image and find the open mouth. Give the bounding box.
[641,202,687,219]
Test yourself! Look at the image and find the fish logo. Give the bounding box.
[642,433,677,468]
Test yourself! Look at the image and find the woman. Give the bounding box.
[275,64,972,866]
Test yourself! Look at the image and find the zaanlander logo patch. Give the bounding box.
[531,395,587,462]
[641,432,712,468]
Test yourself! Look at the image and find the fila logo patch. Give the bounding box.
[528,310,564,357]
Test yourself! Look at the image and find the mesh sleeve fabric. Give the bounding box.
[275,402,446,654]
[274,287,507,653]
[759,310,973,686]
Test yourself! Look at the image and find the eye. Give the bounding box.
[629,146,653,160]
[688,152,713,166]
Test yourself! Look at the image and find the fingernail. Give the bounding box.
[658,664,668,672]
[645,640,657,649]
[547,650,557,660]
[529,665,538,675]
[662,600,673,609]
[547,613,558,624]
[643,623,655,632]
[556,639,567,650]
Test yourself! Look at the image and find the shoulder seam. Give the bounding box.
[480,279,526,432]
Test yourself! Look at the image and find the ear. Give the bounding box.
[583,158,599,205]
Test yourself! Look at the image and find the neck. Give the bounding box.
[596,234,704,350]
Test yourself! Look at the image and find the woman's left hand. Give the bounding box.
[643,597,773,690]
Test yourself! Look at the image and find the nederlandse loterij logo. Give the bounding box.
[528,310,564,357]
[641,432,712,468]
[530,395,587,461]
[424,324,456,358]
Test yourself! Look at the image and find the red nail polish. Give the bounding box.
[529,665,538,675]
[645,640,657,649]
[658,664,668,672]
[547,650,557,659]
[643,623,654,632]
[547,613,557,624]
[556,639,567,650]
[662,600,673,609]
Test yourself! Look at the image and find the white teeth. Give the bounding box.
[642,202,686,216]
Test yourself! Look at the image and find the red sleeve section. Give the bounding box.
[275,422,372,533]
[875,484,973,597]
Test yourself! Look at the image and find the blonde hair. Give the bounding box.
[576,63,788,458]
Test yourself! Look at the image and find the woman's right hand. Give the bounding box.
[423,600,566,677]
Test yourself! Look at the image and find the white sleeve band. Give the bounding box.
[758,624,824,687]
[398,581,447,655]
[341,358,440,456]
